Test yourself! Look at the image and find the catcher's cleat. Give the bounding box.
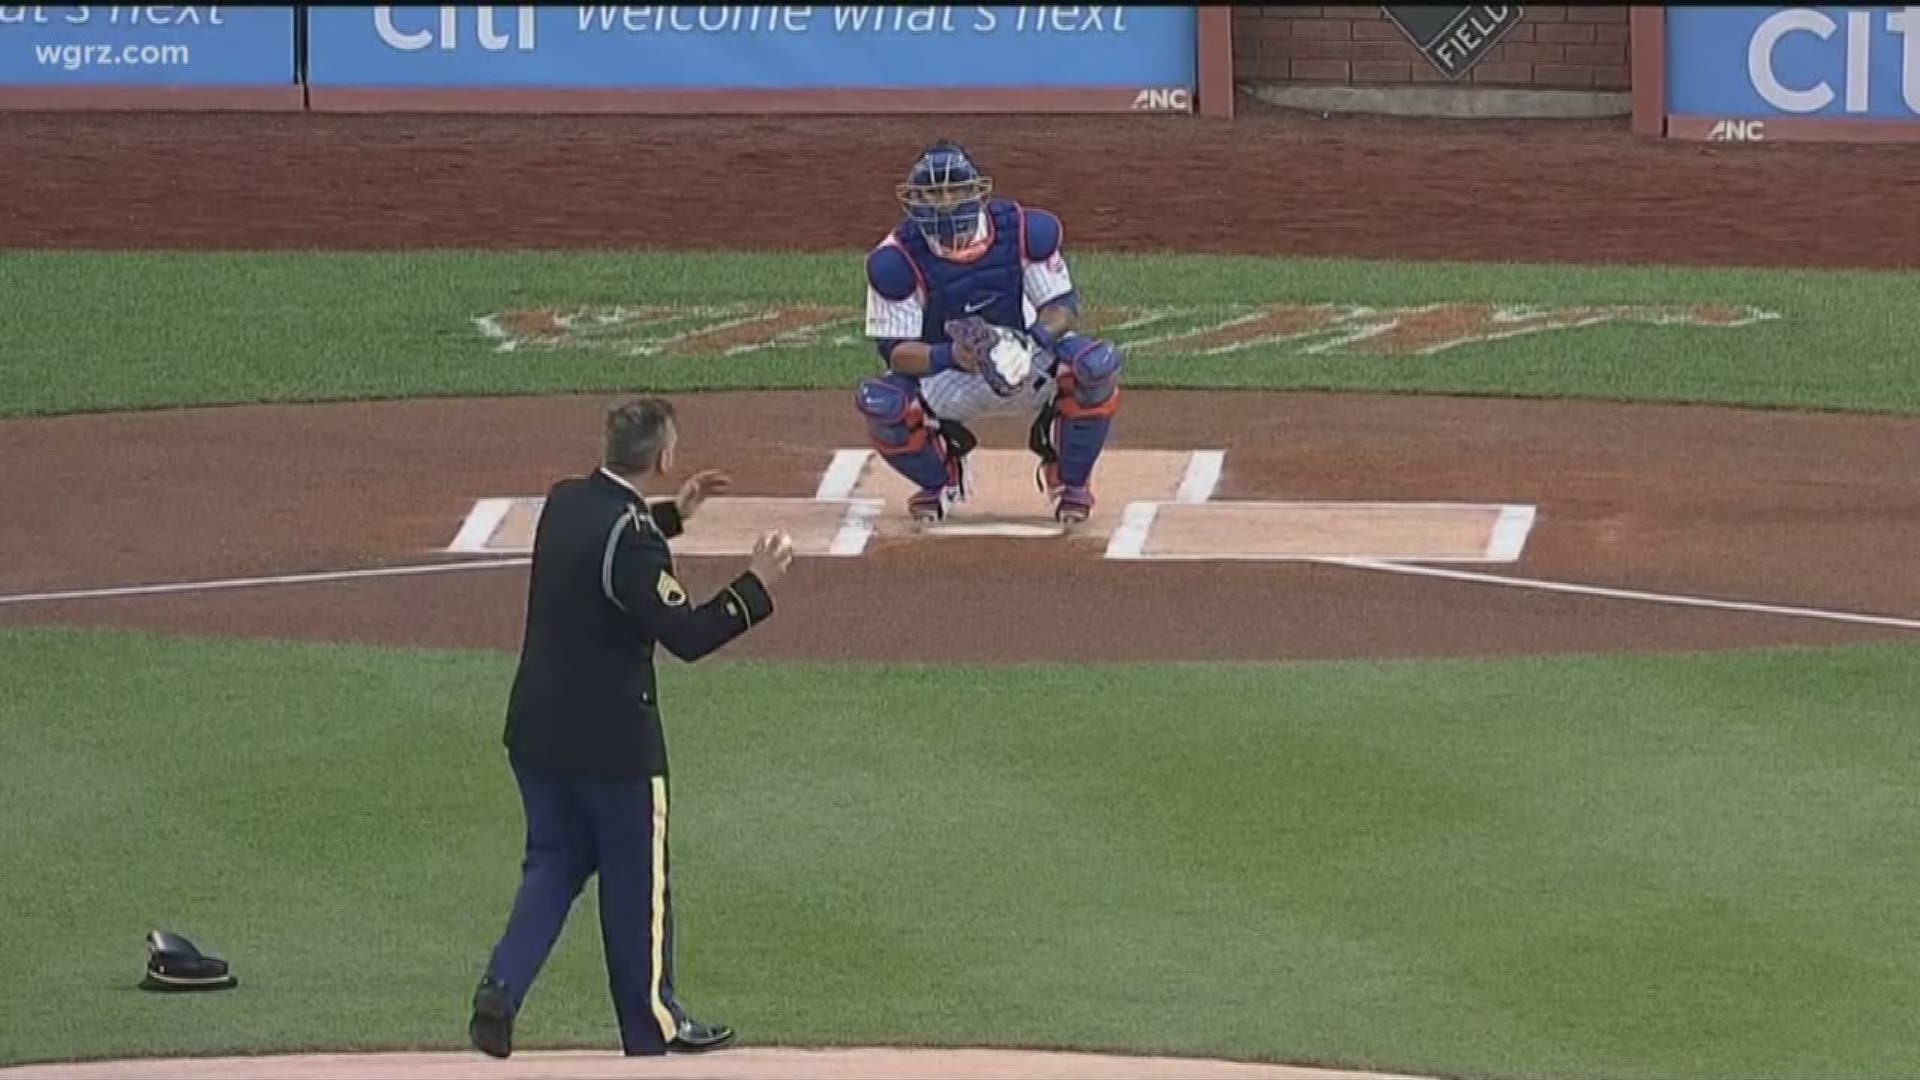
[909,476,968,524]
[910,432,973,524]
[908,487,948,523]
[1054,486,1094,526]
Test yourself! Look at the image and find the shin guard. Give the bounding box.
[1044,336,1121,489]
[855,374,955,492]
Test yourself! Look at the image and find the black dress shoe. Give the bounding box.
[668,1017,736,1052]
[468,978,515,1059]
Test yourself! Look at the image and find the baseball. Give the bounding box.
[988,333,1035,387]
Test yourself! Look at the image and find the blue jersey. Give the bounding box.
[863,199,1075,358]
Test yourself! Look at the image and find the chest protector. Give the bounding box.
[895,199,1028,345]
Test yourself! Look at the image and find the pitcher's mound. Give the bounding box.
[0,1048,1426,1079]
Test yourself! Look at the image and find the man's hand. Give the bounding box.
[749,530,794,587]
[676,469,731,520]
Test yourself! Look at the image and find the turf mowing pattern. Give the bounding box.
[5,627,1920,1077]
[5,251,1920,417]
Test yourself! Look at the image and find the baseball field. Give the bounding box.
[4,107,1920,1080]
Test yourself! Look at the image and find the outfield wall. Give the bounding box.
[0,4,1234,117]
[1649,4,1920,142]
[1232,6,1632,92]
[4,5,1917,142]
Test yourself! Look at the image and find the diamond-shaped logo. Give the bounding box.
[1381,5,1525,80]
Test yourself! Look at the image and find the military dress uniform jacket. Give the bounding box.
[503,468,775,779]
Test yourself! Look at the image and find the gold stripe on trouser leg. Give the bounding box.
[648,776,677,1042]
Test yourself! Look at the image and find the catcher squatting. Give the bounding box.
[858,139,1123,526]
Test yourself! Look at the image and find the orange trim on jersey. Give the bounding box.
[936,210,996,264]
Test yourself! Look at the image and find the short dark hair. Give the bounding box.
[604,397,676,474]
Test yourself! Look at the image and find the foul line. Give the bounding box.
[1319,559,1920,632]
[0,559,532,608]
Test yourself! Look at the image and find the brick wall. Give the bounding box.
[1231,6,1631,91]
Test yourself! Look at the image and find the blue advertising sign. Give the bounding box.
[0,5,294,85]
[1667,6,1920,119]
[306,5,1195,89]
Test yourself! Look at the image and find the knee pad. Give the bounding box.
[856,375,954,493]
[1055,336,1121,419]
[855,375,930,453]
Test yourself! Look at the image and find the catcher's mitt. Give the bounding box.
[946,317,1037,397]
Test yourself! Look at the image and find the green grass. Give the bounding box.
[4,250,1919,416]
[6,625,1920,1078]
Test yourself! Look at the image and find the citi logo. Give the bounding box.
[374,6,536,52]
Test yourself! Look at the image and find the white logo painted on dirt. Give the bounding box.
[472,304,864,358]
[473,302,1780,359]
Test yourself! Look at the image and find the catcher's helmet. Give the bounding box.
[897,140,993,255]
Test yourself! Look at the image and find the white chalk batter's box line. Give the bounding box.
[18,454,1920,630]
[1102,502,1538,563]
[447,448,1227,556]
[444,452,1538,563]
[445,491,879,549]
[447,497,516,554]
[811,447,1226,505]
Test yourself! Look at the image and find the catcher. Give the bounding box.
[854,139,1123,525]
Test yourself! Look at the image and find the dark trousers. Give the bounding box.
[482,754,684,1055]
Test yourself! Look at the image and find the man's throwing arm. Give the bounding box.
[602,508,773,662]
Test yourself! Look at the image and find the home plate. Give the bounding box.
[1107,502,1537,562]
[925,521,1066,539]
[831,448,1221,541]
[446,497,881,557]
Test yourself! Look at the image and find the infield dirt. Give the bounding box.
[2,391,1915,659]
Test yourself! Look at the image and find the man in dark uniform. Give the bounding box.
[468,397,793,1059]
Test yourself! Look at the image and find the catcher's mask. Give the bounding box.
[897,140,992,258]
